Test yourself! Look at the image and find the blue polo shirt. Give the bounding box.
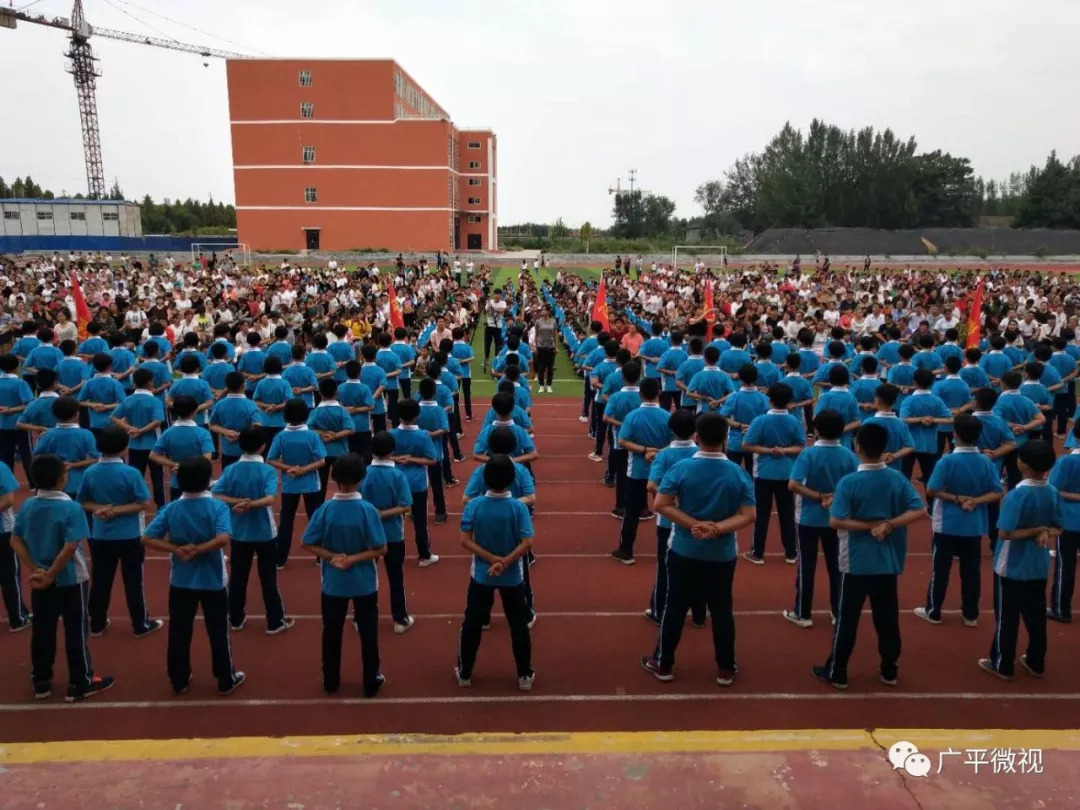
[1049,351,1076,384]
[657,347,688,392]
[863,413,914,472]
[139,359,173,407]
[389,425,436,492]
[473,420,535,457]
[303,493,386,597]
[209,394,261,457]
[76,458,150,540]
[1020,382,1052,415]
[237,348,266,394]
[211,456,278,542]
[936,342,964,364]
[14,492,90,586]
[327,340,355,382]
[394,341,420,380]
[815,387,860,448]
[78,374,127,429]
[658,452,755,562]
[34,424,99,496]
[0,461,16,533]
[790,441,859,527]
[899,391,952,454]
[687,367,735,413]
[283,362,319,408]
[12,335,40,360]
[926,447,1001,537]
[618,403,672,479]
[0,373,34,430]
[743,409,806,479]
[676,355,706,393]
[77,336,107,357]
[461,493,534,587]
[24,344,62,373]
[338,379,375,433]
[176,349,208,373]
[450,341,474,379]
[831,464,924,575]
[993,390,1041,446]
[813,359,848,387]
[253,375,294,429]
[959,364,990,390]
[912,350,943,375]
[482,404,532,431]
[152,421,214,488]
[886,363,916,408]
[648,441,697,530]
[1049,451,1080,533]
[19,391,60,431]
[931,375,973,416]
[638,336,669,379]
[464,461,535,501]
[797,348,821,377]
[307,400,353,457]
[267,426,326,494]
[374,347,402,386]
[719,348,752,377]
[783,372,814,405]
[210,338,236,362]
[266,341,293,367]
[979,351,1014,385]
[109,348,137,391]
[360,364,388,416]
[56,357,88,392]
[972,410,1016,473]
[360,461,413,543]
[304,350,337,381]
[144,493,232,590]
[169,375,215,427]
[876,341,902,369]
[994,480,1063,581]
[202,360,235,395]
[417,401,450,461]
[720,388,769,452]
[754,361,781,388]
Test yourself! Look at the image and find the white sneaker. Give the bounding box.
[418,554,441,568]
[782,609,812,629]
[394,616,415,634]
[578,415,589,423]
[546,386,553,393]
[454,666,472,687]
[527,613,537,630]
[913,607,942,625]
[518,673,535,691]
[587,452,603,462]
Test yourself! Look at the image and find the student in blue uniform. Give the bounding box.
[375,332,403,427]
[304,454,387,697]
[150,395,214,503]
[17,368,61,439]
[741,383,805,564]
[268,398,327,569]
[10,454,114,701]
[886,344,917,410]
[643,413,755,685]
[55,340,88,402]
[720,365,770,473]
[603,362,644,519]
[898,369,953,495]
[360,344,390,434]
[209,372,262,470]
[785,410,859,629]
[23,328,63,391]
[782,354,815,435]
[638,322,670,384]
[237,332,266,396]
[917,414,1002,627]
[339,360,375,461]
[390,398,440,567]
[587,341,620,463]
[1020,362,1054,443]
[1049,336,1077,439]
[981,439,1061,680]
[77,426,161,638]
[361,432,415,633]
[613,377,672,564]
[814,366,861,449]
[971,387,1017,554]
[78,353,127,438]
[142,456,245,696]
[77,322,108,360]
[686,346,735,413]
[994,371,1046,490]
[136,339,174,413]
[979,335,1014,389]
[932,355,974,451]
[108,333,137,394]
[0,353,37,484]
[175,333,208,373]
[812,422,926,690]
[11,323,41,370]
[863,384,915,473]
[1048,425,1080,623]
[753,342,781,389]
[253,356,294,448]
[168,354,215,428]
[450,327,474,420]
[675,338,706,410]
[212,427,291,635]
[961,348,991,390]
[327,325,356,384]
[283,344,319,408]
[657,330,688,411]
[308,378,355,502]
[202,342,235,399]
[0,459,29,632]
[416,377,451,524]
[266,326,293,368]
[34,397,99,497]
[391,327,418,401]
[643,408,704,627]
[455,455,536,691]
[472,392,537,463]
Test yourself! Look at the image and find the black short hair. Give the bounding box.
[96,425,129,455]
[225,371,245,392]
[639,377,661,400]
[142,340,160,358]
[669,407,696,440]
[482,454,515,491]
[30,454,66,491]
[318,378,338,399]
[913,368,934,389]
[180,354,200,375]
[1018,439,1056,474]
[738,364,758,385]
[371,430,396,457]
[1000,371,1022,391]
[36,368,57,390]
[92,353,112,372]
[488,426,515,455]
[703,346,720,365]
[767,382,793,409]
[331,453,367,487]
[813,409,845,440]
[345,360,362,379]
[176,456,213,493]
[238,426,266,455]
[828,365,850,387]
[855,422,888,459]
[875,383,900,408]
[974,387,997,411]
[695,412,728,448]
[0,354,19,374]
[263,356,283,375]
[491,391,515,417]
[171,394,198,420]
[284,398,309,425]
[418,377,437,400]
[52,395,79,422]
[785,353,802,371]
[397,398,420,422]
[210,342,228,359]
[953,413,983,445]
[132,367,154,389]
[860,355,878,375]
[944,355,962,374]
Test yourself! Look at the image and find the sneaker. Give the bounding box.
[33,682,51,700]
[811,665,848,690]
[175,674,193,696]
[526,613,537,630]
[962,617,979,628]
[418,554,441,568]
[482,622,491,631]
[579,415,589,423]
[588,452,603,462]
[394,616,415,635]
[1047,610,1072,624]
[455,432,464,439]
[218,672,247,696]
[445,477,461,487]
[638,511,654,521]
[546,386,553,394]
[518,673,535,691]
[10,616,33,633]
[643,608,661,626]
[603,479,615,489]
[641,655,674,682]
[364,673,386,698]
[465,416,474,423]
[742,551,765,565]
[782,609,813,629]
[977,658,1012,681]
[230,618,247,632]
[66,675,115,703]
[913,607,942,625]
[453,456,466,463]
[831,615,837,627]
[1020,655,1045,679]
[434,513,448,524]
[716,668,738,687]
[610,548,635,565]
[610,508,625,520]
[266,617,295,635]
[880,673,899,687]
[134,619,165,638]
[454,666,472,687]
[323,683,340,696]
[276,564,286,571]
[89,619,111,638]
[784,556,798,565]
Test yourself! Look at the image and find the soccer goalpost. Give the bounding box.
[671,245,728,271]
[191,242,252,267]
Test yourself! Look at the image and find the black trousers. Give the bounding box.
[399,378,412,401]
[659,390,682,411]
[87,539,152,635]
[228,539,286,629]
[461,378,473,418]
[1050,530,1079,620]
[1003,449,1022,491]
[168,586,236,692]
[794,524,840,621]
[318,456,338,500]
[383,542,408,624]
[386,390,400,428]
[452,394,464,437]
[483,326,503,361]
[654,551,736,671]
[31,581,93,689]
[925,533,981,622]
[446,426,462,462]
[902,452,940,511]
[457,578,532,679]
[618,477,648,555]
[129,448,166,508]
[372,414,388,434]
[535,348,556,387]
[987,499,1001,555]
[276,491,322,567]
[322,591,380,694]
[348,431,373,464]
[1054,389,1076,435]
[824,573,901,683]
[409,490,432,559]
[752,478,797,560]
[611,447,629,510]
[727,450,754,476]
[428,463,448,518]
[0,531,29,629]
[989,576,1047,677]
[649,527,706,622]
[592,402,607,451]
[0,428,34,487]
[582,378,595,418]
[220,454,239,471]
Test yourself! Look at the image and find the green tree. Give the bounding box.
[0,177,8,198]
[550,217,570,238]
[611,190,676,239]
[1014,152,1080,229]
[580,221,593,252]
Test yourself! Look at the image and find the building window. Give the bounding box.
[468,197,481,205]
[2,211,19,220]
[299,69,312,87]
[36,211,53,221]
[302,146,316,163]
[468,215,482,224]
[304,187,318,203]
[300,102,314,118]
[467,141,481,149]
[70,211,86,221]
[468,161,480,169]
[468,178,482,186]
[102,212,119,221]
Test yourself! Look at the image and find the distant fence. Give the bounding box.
[0,235,240,255]
[745,227,1080,256]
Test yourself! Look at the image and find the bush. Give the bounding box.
[1034,246,1049,258]
[971,247,989,259]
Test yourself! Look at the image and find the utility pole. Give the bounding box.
[628,169,637,195]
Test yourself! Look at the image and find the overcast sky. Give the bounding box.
[4,0,1077,227]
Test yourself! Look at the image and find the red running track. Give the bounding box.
[1,398,1079,742]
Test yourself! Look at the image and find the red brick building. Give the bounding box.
[226,59,497,253]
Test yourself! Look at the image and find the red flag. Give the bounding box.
[704,280,716,342]
[70,270,91,341]
[387,279,405,331]
[966,278,983,349]
[591,277,610,331]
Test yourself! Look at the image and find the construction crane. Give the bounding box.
[1,0,246,199]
